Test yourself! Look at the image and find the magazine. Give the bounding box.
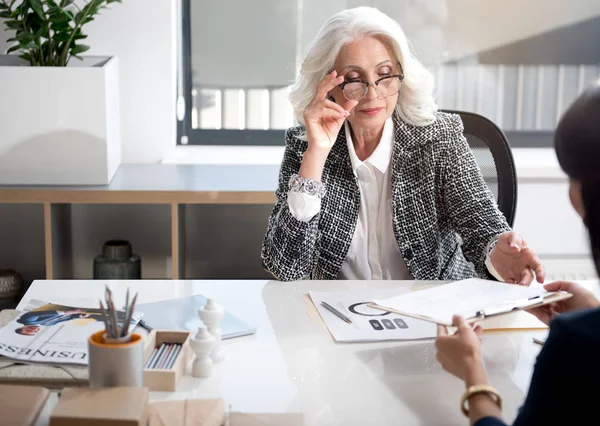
[0,299,142,366]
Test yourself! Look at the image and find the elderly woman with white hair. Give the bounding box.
[261,7,545,283]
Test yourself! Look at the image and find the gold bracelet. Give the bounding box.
[460,384,502,417]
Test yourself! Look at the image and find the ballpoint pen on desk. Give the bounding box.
[137,319,153,332]
[321,301,353,324]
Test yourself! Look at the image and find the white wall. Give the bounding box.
[1,0,178,164]
[85,0,177,163]
[444,0,600,61]
[0,26,8,54]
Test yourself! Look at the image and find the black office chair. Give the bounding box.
[441,109,517,227]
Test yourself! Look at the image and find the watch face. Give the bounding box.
[304,180,317,194]
[290,176,302,191]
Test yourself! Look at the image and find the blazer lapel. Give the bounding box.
[319,128,360,277]
[390,113,438,279]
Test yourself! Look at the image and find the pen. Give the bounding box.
[137,319,153,332]
[321,301,353,324]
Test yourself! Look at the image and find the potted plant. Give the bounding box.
[0,0,122,185]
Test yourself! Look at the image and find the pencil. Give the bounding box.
[99,301,110,333]
[157,344,174,369]
[144,347,159,369]
[106,287,119,338]
[164,344,181,370]
[121,292,138,337]
[122,288,130,336]
[321,301,353,324]
[149,343,167,369]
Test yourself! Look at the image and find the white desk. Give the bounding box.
[18,279,555,426]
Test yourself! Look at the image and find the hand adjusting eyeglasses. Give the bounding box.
[338,73,404,101]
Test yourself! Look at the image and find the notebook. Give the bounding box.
[135,294,256,339]
[370,278,572,326]
[0,384,50,426]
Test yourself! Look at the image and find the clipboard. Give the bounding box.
[368,278,573,326]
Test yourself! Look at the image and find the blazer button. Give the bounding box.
[405,248,413,260]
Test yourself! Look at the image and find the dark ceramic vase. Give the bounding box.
[93,240,141,279]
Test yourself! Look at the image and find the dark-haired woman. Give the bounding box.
[434,81,600,425]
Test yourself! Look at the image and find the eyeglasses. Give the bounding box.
[338,74,404,101]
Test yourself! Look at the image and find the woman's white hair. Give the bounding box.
[289,6,437,127]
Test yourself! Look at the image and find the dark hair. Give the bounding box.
[554,81,600,276]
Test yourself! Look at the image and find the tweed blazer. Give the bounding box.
[261,111,512,281]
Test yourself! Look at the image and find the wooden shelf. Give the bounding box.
[0,164,278,280]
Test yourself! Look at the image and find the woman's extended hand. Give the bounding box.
[303,70,358,154]
[435,315,485,382]
[489,231,545,285]
[527,281,600,325]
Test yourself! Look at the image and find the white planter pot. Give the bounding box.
[0,55,121,185]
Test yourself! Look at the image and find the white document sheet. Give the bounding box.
[309,290,437,343]
[372,278,550,326]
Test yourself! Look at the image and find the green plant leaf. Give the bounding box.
[25,12,44,32]
[6,44,21,54]
[4,20,22,30]
[50,21,71,32]
[0,11,12,18]
[0,3,8,10]
[34,27,48,39]
[6,9,20,19]
[59,0,75,7]
[48,11,70,23]
[28,0,46,21]
[69,43,89,55]
[52,31,70,42]
[16,30,33,44]
[19,52,32,63]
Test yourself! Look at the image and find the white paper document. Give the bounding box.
[309,290,437,343]
[372,278,557,326]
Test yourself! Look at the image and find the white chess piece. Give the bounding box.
[190,325,215,378]
[199,298,226,362]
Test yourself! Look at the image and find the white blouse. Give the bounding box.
[288,118,502,281]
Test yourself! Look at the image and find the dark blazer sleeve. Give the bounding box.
[477,309,600,426]
[16,311,59,325]
[261,127,321,281]
[440,114,511,278]
[474,417,507,426]
[510,310,600,425]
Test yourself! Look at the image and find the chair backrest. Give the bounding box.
[441,109,517,227]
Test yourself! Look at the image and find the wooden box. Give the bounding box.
[143,330,192,392]
[50,387,148,426]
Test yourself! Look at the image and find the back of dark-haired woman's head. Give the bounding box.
[554,81,600,276]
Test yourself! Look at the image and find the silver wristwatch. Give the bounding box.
[289,174,326,198]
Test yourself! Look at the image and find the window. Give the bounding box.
[178,0,600,147]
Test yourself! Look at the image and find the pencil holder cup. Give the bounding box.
[88,330,144,388]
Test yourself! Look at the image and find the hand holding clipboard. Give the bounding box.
[368,278,573,326]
